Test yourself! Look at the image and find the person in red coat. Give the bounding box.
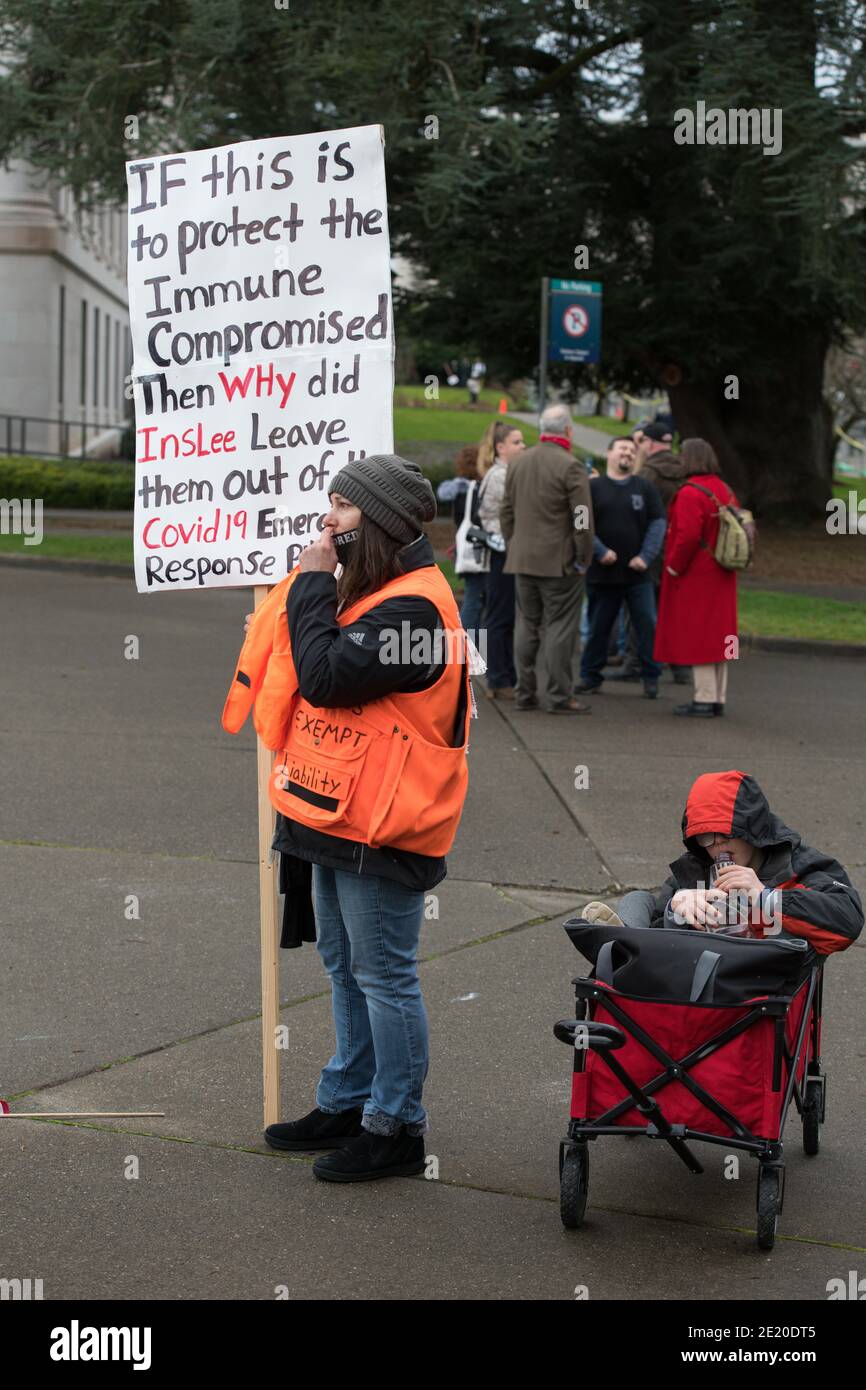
[653,439,740,717]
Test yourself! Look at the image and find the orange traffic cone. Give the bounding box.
[498,397,508,414]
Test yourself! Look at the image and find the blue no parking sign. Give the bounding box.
[548,279,602,365]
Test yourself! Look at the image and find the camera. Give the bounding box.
[466,525,506,562]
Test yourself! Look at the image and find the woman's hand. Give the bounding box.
[244,612,253,635]
[298,530,338,573]
[670,888,727,930]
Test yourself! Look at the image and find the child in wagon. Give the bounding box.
[582,770,862,955]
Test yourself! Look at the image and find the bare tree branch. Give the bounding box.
[522,27,649,100]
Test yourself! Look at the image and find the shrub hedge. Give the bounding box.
[0,456,134,508]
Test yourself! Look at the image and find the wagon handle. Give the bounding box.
[553,1020,625,1051]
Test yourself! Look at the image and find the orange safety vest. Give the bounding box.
[222,565,471,856]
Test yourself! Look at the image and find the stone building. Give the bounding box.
[0,161,130,458]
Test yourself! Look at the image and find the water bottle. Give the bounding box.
[709,852,749,935]
[709,850,734,886]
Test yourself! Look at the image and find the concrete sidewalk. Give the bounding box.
[1,567,863,1300]
[509,409,613,456]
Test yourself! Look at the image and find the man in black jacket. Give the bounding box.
[615,422,690,685]
[576,436,666,699]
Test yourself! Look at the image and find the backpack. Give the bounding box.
[686,481,757,571]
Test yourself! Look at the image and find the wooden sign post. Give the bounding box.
[255,583,281,1127]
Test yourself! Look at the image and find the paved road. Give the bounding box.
[1,567,863,1300]
[509,409,613,456]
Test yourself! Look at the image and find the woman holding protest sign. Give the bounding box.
[223,455,471,1183]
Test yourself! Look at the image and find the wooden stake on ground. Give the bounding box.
[0,1112,165,1120]
[255,583,281,1128]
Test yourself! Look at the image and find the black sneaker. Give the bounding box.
[574,680,603,694]
[642,680,658,699]
[265,1106,364,1151]
[312,1126,426,1183]
[713,703,725,716]
[673,701,715,718]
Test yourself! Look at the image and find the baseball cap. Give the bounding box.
[643,422,673,443]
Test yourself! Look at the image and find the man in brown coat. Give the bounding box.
[500,403,595,713]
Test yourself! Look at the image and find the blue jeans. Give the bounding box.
[460,571,487,645]
[313,865,429,1136]
[617,607,629,655]
[580,580,662,684]
[583,589,627,657]
[484,549,516,689]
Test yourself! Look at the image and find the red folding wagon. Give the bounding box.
[555,919,824,1250]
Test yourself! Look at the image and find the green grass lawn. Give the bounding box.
[394,406,537,445]
[738,589,866,644]
[0,533,133,564]
[394,384,523,410]
[393,409,601,473]
[832,476,866,504]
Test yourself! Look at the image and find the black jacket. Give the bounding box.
[637,451,687,584]
[272,535,466,945]
[649,771,863,957]
[586,474,665,587]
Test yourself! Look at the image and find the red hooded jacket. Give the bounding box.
[652,770,863,956]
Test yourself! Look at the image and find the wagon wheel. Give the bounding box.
[560,1142,589,1230]
[801,1077,824,1157]
[756,1165,782,1251]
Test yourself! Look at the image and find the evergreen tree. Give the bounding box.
[1,0,863,512]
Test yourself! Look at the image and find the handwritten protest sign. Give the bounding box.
[126,125,394,594]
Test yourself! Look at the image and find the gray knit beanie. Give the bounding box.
[328,454,436,544]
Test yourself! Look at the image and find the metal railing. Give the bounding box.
[0,413,131,461]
